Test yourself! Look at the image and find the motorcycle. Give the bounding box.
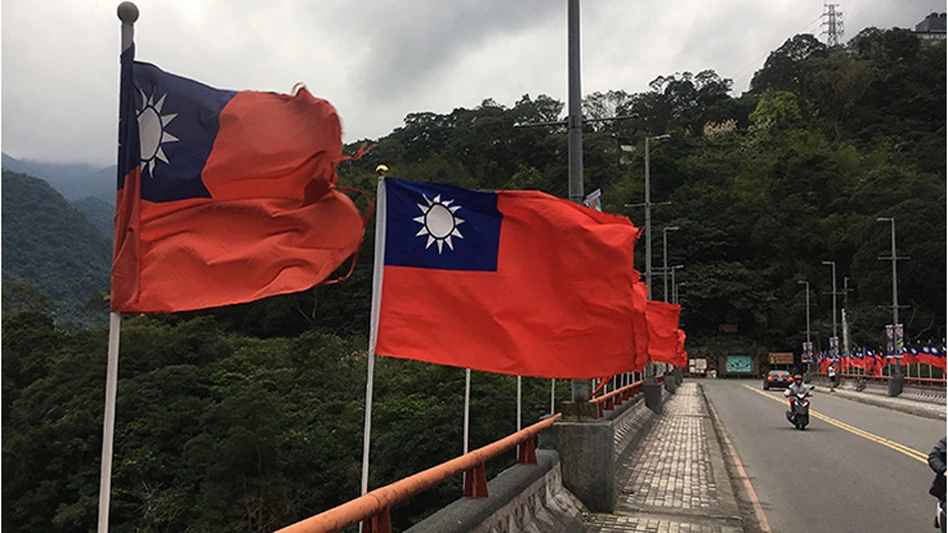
[785,386,814,430]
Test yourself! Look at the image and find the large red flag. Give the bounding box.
[371,178,640,379]
[645,301,681,366]
[630,275,650,371]
[675,329,688,368]
[112,48,364,313]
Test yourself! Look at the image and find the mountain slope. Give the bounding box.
[2,171,112,329]
[2,153,115,205]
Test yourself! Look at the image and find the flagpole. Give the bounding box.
[97,312,123,533]
[550,379,555,415]
[363,177,388,514]
[97,6,137,532]
[516,376,523,432]
[463,369,471,454]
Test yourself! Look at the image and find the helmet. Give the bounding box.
[375,164,389,174]
[793,374,803,382]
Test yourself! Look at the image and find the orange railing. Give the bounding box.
[588,380,644,418]
[275,414,561,533]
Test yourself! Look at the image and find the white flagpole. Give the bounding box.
[97,312,123,533]
[363,177,387,503]
[98,5,137,532]
[517,376,523,431]
[463,369,471,454]
[550,379,555,415]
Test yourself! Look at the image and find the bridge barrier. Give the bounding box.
[404,449,586,533]
[276,379,671,533]
[274,415,560,533]
[811,373,946,404]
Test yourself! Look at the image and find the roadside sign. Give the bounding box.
[768,352,794,365]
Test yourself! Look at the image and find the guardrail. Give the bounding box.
[588,380,644,418]
[275,414,561,533]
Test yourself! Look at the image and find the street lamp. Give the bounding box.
[674,281,687,305]
[798,280,811,371]
[877,217,906,384]
[662,226,680,303]
[669,265,684,304]
[644,134,671,301]
[822,261,838,344]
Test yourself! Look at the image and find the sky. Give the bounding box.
[0,0,939,167]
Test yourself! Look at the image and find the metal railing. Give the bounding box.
[588,380,644,418]
[275,414,561,533]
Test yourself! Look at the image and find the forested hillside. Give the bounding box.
[1,171,112,329]
[2,28,945,532]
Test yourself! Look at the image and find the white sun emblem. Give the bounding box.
[413,194,465,254]
[137,89,179,177]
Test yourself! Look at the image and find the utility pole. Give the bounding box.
[878,217,908,389]
[822,260,838,345]
[798,280,812,351]
[643,134,670,300]
[662,226,680,302]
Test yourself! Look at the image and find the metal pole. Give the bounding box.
[878,217,904,377]
[889,219,899,327]
[567,0,587,402]
[567,0,583,206]
[889,218,901,377]
[98,6,138,532]
[516,376,523,432]
[645,137,652,300]
[550,379,555,415]
[463,369,471,455]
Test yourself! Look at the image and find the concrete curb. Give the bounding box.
[812,385,946,421]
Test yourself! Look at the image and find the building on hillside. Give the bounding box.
[913,12,946,42]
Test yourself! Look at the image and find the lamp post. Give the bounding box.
[822,261,838,345]
[674,282,686,305]
[798,280,811,373]
[877,217,907,387]
[669,265,684,304]
[662,226,680,303]
[644,134,671,301]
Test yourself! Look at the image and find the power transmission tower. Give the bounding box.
[821,2,844,46]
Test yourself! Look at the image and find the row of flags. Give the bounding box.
[816,345,948,373]
[111,48,686,379]
[99,32,687,533]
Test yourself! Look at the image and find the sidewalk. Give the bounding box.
[582,383,745,533]
[811,385,946,420]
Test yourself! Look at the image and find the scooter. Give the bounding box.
[785,386,814,430]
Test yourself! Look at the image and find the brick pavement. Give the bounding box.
[583,383,745,533]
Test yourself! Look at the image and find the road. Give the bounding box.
[702,379,945,533]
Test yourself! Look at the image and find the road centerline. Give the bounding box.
[740,384,928,464]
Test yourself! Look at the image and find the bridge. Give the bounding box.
[275,373,945,533]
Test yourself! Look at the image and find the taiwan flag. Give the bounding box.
[645,301,682,367]
[630,276,650,371]
[370,178,641,378]
[901,346,919,365]
[112,46,365,313]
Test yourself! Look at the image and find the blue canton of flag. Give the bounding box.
[131,61,237,203]
[384,178,502,272]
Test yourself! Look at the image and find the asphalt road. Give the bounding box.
[702,379,946,533]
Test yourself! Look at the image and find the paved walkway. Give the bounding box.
[582,383,745,533]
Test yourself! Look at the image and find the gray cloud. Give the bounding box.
[1,0,938,166]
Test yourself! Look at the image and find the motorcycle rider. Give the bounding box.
[929,435,946,532]
[783,374,809,422]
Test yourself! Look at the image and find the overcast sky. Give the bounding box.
[1,0,938,167]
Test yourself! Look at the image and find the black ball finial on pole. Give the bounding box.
[117,2,139,23]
